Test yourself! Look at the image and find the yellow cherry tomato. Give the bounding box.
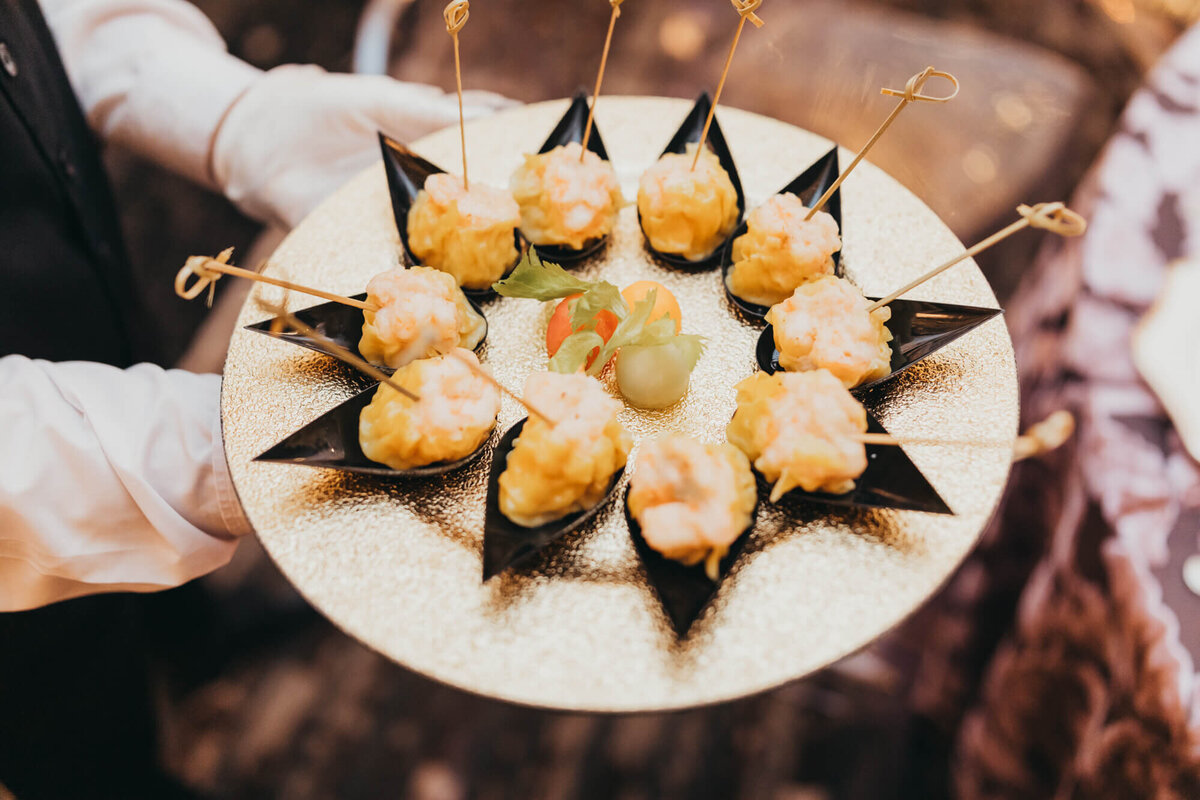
[621,281,682,333]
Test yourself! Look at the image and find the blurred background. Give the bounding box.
[110,1,1200,798]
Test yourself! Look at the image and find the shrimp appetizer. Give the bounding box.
[510,142,624,251]
[407,173,521,290]
[765,275,893,388]
[638,144,740,262]
[359,349,501,471]
[726,194,842,308]
[498,372,633,528]
[359,267,487,369]
[628,435,757,581]
[727,369,868,501]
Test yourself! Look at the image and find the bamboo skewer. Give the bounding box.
[855,411,1076,462]
[691,0,765,171]
[580,0,624,161]
[1012,411,1076,461]
[255,288,555,426]
[259,297,421,402]
[175,249,379,312]
[805,66,959,221]
[866,202,1088,312]
[445,350,554,426]
[445,0,471,189]
[183,253,552,424]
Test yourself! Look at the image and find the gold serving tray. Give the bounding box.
[221,97,1018,712]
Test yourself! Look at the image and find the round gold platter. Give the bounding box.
[221,97,1018,713]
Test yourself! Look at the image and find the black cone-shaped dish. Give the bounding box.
[721,148,843,321]
[483,418,626,580]
[766,410,951,514]
[254,385,491,478]
[525,91,614,265]
[625,489,756,637]
[379,132,525,302]
[639,93,746,271]
[756,299,1003,394]
[245,292,488,369]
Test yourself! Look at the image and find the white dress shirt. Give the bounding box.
[40,0,511,228]
[41,0,261,188]
[0,1,260,611]
[4,1,509,610]
[0,356,251,611]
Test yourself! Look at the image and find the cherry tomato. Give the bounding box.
[546,294,619,369]
[621,281,682,333]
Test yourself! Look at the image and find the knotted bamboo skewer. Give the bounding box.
[445,0,471,189]
[855,410,1076,463]
[259,296,421,401]
[252,285,554,424]
[806,66,960,221]
[867,202,1088,312]
[691,0,765,171]
[174,249,377,312]
[580,0,625,160]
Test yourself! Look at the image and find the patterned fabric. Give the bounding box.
[950,23,1200,800]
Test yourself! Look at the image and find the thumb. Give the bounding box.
[359,83,463,142]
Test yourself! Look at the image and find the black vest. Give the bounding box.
[0,0,153,366]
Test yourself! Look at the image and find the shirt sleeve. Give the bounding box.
[0,355,253,612]
[38,0,262,188]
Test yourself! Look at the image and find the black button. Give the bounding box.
[58,148,77,179]
[0,43,16,78]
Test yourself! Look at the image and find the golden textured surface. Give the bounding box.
[222,97,1018,712]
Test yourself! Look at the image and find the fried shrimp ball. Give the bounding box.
[359,266,486,368]
[359,349,500,471]
[766,275,893,388]
[726,194,841,307]
[407,173,521,290]
[498,372,632,528]
[510,142,623,250]
[638,143,740,261]
[726,370,867,501]
[628,435,757,580]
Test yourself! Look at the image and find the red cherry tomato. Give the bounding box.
[547,294,619,369]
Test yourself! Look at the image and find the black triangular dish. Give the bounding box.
[624,488,755,637]
[245,292,487,369]
[721,147,844,321]
[756,299,1002,394]
[243,293,487,369]
[539,90,610,161]
[766,411,952,514]
[379,132,524,302]
[527,91,614,265]
[483,419,626,580]
[639,93,747,271]
[254,385,490,478]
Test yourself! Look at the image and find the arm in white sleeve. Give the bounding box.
[39,0,261,188]
[39,0,517,229]
[0,355,252,612]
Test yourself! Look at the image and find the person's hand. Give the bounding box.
[211,64,517,229]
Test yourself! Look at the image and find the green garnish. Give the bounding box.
[495,252,625,309]
[493,252,705,376]
[548,330,606,374]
